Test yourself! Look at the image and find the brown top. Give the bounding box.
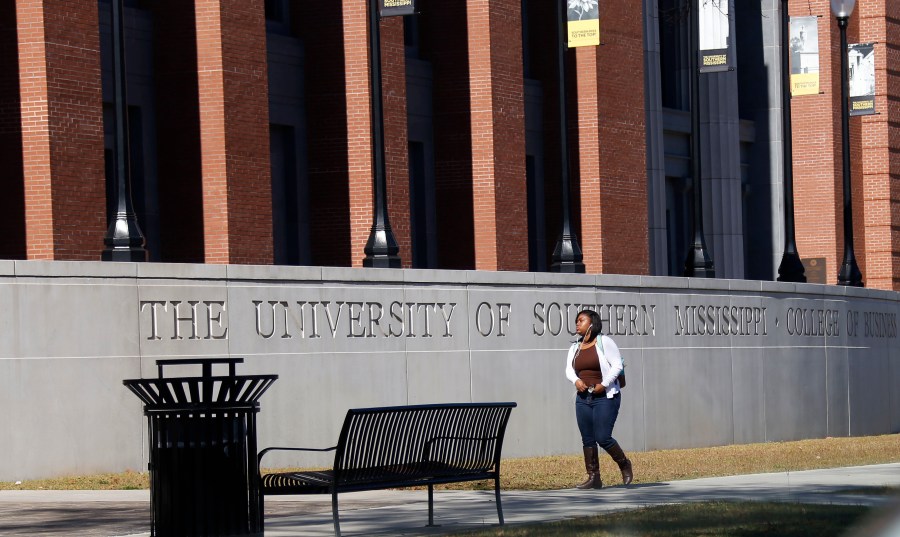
[573,344,602,387]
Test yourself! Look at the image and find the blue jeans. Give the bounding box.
[575,392,621,450]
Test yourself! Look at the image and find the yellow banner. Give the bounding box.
[791,73,819,96]
[567,19,599,48]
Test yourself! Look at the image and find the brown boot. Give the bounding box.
[576,446,603,489]
[605,442,633,485]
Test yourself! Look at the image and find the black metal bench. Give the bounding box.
[257,402,517,536]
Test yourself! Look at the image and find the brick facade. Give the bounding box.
[589,2,649,275]
[2,1,896,288]
[791,0,844,285]
[857,0,899,289]
[467,0,528,271]
[342,0,375,268]
[381,17,412,269]
[791,1,897,289]
[195,0,272,265]
[17,0,106,260]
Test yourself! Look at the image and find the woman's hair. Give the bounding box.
[577,309,603,341]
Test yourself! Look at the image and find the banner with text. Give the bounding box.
[567,0,600,48]
[790,16,819,96]
[381,0,415,17]
[698,0,731,72]
[849,42,876,116]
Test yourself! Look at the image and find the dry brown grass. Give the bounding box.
[450,433,900,490]
[0,469,148,491]
[2,434,898,491]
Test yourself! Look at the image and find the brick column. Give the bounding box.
[195,0,272,264]
[467,0,527,271]
[574,47,600,267]
[17,0,106,260]
[343,0,375,268]
[578,5,649,275]
[792,1,843,284]
[381,17,412,269]
[858,2,898,290]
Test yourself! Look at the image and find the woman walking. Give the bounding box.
[564,309,633,489]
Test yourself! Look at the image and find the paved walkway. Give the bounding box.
[1,464,898,536]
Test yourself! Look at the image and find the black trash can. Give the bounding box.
[124,358,277,537]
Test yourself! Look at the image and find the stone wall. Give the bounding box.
[1,260,898,480]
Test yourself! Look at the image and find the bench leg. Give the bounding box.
[332,490,341,537]
[495,476,504,525]
[427,483,435,526]
[258,492,265,533]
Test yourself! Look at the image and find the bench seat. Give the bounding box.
[258,402,516,536]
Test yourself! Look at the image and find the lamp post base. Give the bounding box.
[684,245,715,278]
[777,252,807,283]
[101,246,149,262]
[362,226,401,268]
[102,214,148,262]
[837,260,863,287]
[550,234,585,274]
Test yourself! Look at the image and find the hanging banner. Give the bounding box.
[567,0,600,48]
[789,16,819,96]
[381,0,415,17]
[848,43,876,116]
[698,0,731,72]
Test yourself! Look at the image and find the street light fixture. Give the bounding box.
[102,0,148,262]
[362,0,401,268]
[683,0,714,278]
[776,0,806,282]
[831,0,863,286]
[550,0,585,274]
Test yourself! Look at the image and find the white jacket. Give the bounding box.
[564,335,623,398]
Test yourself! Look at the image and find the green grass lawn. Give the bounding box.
[443,501,874,537]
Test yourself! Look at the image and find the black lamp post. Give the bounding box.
[362,0,401,268]
[777,0,806,282]
[550,0,585,273]
[102,0,148,262]
[683,0,714,277]
[832,0,863,286]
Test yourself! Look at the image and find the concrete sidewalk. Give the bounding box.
[1,464,898,536]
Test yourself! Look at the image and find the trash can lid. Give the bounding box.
[123,358,278,410]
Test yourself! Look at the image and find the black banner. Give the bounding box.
[381,0,415,17]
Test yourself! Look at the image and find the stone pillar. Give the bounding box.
[195,0,272,264]
[17,0,106,260]
[467,0,528,271]
[698,0,744,279]
[644,0,669,276]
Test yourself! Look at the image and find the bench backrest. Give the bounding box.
[332,403,516,486]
